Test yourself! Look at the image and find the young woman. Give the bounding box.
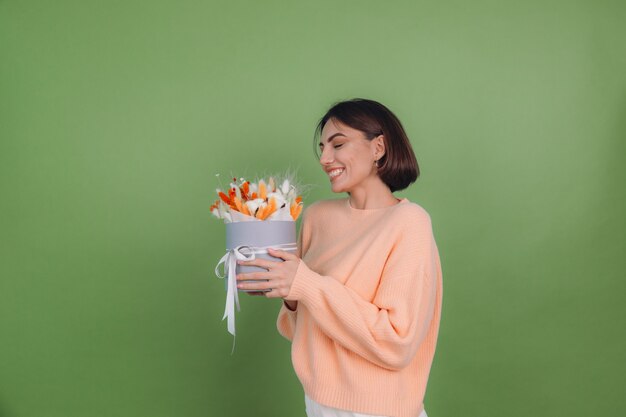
[236,98,443,417]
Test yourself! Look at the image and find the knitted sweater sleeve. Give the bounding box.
[285,209,439,371]
[276,205,312,341]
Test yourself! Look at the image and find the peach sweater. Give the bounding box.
[276,196,443,417]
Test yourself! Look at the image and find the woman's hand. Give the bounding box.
[235,248,301,299]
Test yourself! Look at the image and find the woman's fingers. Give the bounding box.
[267,248,298,261]
[237,257,276,270]
[237,274,274,290]
[243,286,281,298]
[237,272,265,284]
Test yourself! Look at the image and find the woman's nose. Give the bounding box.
[319,147,334,165]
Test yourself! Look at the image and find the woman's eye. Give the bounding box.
[334,144,343,149]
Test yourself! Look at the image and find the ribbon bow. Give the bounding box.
[214,242,297,354]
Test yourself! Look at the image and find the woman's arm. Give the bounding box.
[277,300,298,341]
[284,212,441,370]
[276,204,314,340]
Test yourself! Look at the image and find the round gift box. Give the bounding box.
[225,220,296,292]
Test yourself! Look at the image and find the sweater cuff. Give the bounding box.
[285,259,323,302]
[283,300,297,312]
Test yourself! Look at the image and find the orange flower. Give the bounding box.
[241,181,250,200]
[218,191,231,205]
[233,196,244,213]
[255,205,266,220]
[258,180,267,200]
[290,201,303,221]
[263,196,277,220]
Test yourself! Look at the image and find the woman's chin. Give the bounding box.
[330,183,349,193]
[330,174,354,193]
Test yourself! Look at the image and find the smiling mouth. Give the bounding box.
[328,168,344,181]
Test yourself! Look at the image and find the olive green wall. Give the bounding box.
[1,1,624,416]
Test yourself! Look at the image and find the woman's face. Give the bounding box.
[318,118,383,194]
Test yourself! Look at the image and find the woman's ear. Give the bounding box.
[372,134,385,159]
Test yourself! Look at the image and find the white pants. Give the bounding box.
[305,394,428,417]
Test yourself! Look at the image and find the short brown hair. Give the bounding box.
[313,98,420,193]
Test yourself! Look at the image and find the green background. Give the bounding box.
[1,1,624,416]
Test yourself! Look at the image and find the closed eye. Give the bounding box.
[334,144,343,149]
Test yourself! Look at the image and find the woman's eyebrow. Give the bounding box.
[319,133,347,148]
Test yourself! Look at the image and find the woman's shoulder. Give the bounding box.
[396,198,432,224]
[370,200,431,240]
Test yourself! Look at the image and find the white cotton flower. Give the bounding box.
[245,198,265,215]
[217,201,229,219]
[267,191,287,208]
[271,186,284,199]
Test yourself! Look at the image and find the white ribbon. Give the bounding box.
[214,242,297,354]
